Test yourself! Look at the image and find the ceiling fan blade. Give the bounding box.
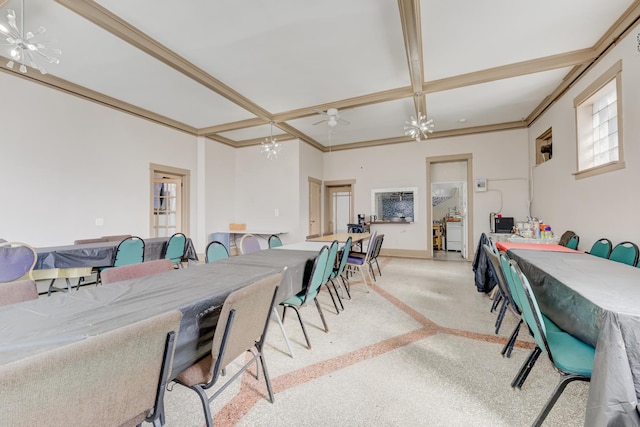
[338,118,350,125]
[312,109,328,117]
[312,119,327,125]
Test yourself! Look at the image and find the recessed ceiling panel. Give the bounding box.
[426,68,572,131]
[16,0,255,128]
[287,99,415,146]
[96,0,410,113]
[422,0,634,81]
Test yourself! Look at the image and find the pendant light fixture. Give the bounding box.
[260,122,282,160]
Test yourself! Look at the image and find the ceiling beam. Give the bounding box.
[424,49,597,94]
[398,0,426,117]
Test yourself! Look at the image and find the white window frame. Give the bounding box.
[573,60,624,179]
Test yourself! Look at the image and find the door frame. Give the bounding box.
[425,154,473,259]
[308,176,322,238]
[323,179,355,236]
[149,163,190,238]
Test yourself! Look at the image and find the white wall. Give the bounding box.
[528,21,640,252]
[0,72,198,247]
[298,140,324,242]
[234,140,301,245]
[323,130,529,254]
[203,137,236,246]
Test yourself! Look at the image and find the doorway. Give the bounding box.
[426,155,473,260]
[324,180,355,235]
[149,163,190,238]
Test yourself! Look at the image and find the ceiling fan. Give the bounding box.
[312,108,350,128]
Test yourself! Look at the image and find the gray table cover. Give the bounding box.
[34,237,199,269]
[0,248,315,378]
[508,249,640,427]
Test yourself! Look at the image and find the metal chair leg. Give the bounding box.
[532,375,590,427]
[272,307,294,358]
[502,319,522,358]
[512,346,541,389]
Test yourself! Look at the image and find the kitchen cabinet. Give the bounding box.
[446,221,462,251]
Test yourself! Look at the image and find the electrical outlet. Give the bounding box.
[95,218,104,226]
[274,208,280,217]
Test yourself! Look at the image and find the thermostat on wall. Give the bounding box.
[474,178,487,192]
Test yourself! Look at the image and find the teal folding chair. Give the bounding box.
[609,241,639,266]
[509,259,594,426]
[587,238,612,259]
[268,235,283,248]
[164,233,187,268]
[566,235,579,250]
[331,236,352,300]
[205,241,229,263]
[498,253,560,359]
[98,236,145,284]
[280,246,329,349]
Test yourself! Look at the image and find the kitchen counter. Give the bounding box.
[370,220,413,224]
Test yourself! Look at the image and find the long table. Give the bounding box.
[34,236,199,270]
[495,241,577,253]
[508,249,640,427]
[0,248,315,378]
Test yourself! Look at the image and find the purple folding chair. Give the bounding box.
[0,242,37,283]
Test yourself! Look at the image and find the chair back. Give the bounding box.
[164,233,187,265]
[0,310,182,426]
[508,260,549,355]
[589,238,612,259]
[566,235,579,250]
[0,279,38,306]
[371,234,384,259]
[609,241,639,266]
[483,245,516,310]
[239,234,261,255]
[0,242,37,283]
[102,234,133,242]
[558,230,577,247]
[268,235,283,248]
[74,237,109,245]
[205,241,230,263]
[499,252,522,312]
[322,240,340,285]
[113,236,145,267]
[101,259,174,285]
[301,246,329,305]
[363,230,379,261]
[210,274,281,379]
[332,236,352,279]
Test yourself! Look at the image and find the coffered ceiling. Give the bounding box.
[1,0,638,151]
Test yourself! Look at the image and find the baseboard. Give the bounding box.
[379,248,430,259]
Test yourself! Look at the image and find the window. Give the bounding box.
[574,60,624,179]
[535,128,552,165]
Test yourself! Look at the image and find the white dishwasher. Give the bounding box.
[446,221,463,251]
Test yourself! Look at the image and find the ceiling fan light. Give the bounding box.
[328,117,338,127]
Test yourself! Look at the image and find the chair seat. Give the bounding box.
[347,255,366,265]
[542,314,561,333]
[282,289,318,306]
[175,354,212,387]
[545,331,595,376]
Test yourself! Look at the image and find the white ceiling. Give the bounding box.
[1,0,638,150]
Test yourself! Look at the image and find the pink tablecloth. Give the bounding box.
[495,241,579,253]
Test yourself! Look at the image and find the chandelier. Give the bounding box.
[0,0,61,74]
[260,122,282,160]
[404,113,434,142]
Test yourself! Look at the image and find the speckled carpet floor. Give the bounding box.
[155,257,588,427]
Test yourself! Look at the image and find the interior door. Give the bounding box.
[308,179,322,237]
[152,177,182,238]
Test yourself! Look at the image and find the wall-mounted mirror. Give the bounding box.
[371,187,417,223]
